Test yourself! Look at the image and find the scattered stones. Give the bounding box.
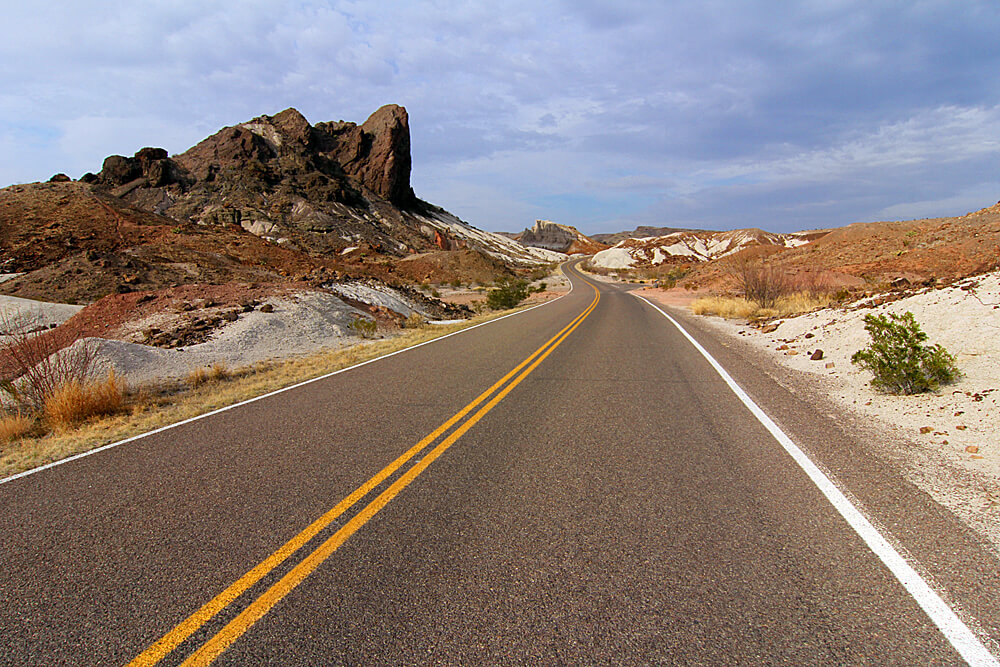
[825,361,835,369]
[919,426,933,434]
[259,303,274,313]
[809,349,824,360]
[966,445,980,454]
[760,323,780,334]
[776,344,789,351]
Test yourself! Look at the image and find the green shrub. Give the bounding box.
[349,317,378,339]
[486,277,530,310]
[851,311,961,394]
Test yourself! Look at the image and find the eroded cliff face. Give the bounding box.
[321,104,413,206]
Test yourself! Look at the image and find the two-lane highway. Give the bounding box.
[1,261,998,664]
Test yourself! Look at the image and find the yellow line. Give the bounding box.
[181,286,600,666]
[128,276,599,667]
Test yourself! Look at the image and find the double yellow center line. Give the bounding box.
[129,277,600,666]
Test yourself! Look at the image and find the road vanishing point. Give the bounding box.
[2,260,999,665]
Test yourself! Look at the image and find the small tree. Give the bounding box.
[727,254,789,309]
[851,311,961,394]
[0,311,98,412]
[486,277,530,310]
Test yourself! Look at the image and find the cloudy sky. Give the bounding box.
[2,1,999,234]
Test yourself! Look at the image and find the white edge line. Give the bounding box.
[0,275,576,487]
[633,294,998,667]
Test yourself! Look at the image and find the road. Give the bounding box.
[1,260,998,665]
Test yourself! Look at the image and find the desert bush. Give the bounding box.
[851,311,961,395]
[404,312,426,328]
[349,317,378,339]
[486,277,530,310]
[43,370,125,429]
[0,312,98,412]
[0,411,34,443]
[726,255,790,309]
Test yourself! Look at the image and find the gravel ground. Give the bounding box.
[84,291,370,385]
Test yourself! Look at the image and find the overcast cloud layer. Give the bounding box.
[2,1,999,234]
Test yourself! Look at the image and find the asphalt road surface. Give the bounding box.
[2,261,999,665]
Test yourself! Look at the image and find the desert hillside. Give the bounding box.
[589,203,1000,293]
[0,105,562,304]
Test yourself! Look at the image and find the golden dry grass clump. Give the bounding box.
[185,362,229,387]
[43,370,125,429]
[692,292,832,320]
[0,412,34,443]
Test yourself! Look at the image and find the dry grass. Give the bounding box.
[692,291,833,320]
[43,371,126,430]
[404,312,426,329]
[0,412,34,443]
[0,309,522,479]
[186,362,229,388]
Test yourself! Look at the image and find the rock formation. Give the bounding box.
[516,220,608,254]
[0,104,562,302]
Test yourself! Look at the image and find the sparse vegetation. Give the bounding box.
[349,316,378,338]
[851,311,961,395]
[0,412,34,443]
[486,277,530,310]
[43,371,125,429]
[726,254,790,309]
[0,312,99,412]
[404,312,426,328]
[0,310,517,479]
[692,292,833,320]
[186,362,229,387]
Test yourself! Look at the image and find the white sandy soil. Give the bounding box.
[0,295,83,329]
[51,291,368,387]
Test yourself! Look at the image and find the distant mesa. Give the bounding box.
[512,219,608,255]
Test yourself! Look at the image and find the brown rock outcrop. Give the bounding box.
[316,104,413,206]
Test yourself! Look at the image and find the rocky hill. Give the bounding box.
[511,220,608,255]
[591,225,708,245]
[590,228,820,269]
[0,105,562,303]
[591,204,1000,294]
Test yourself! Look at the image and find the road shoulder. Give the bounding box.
[635,295,1000,653]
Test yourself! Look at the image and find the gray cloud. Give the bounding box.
[2,1,999,235]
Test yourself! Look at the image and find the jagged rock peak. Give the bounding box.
[323,104,412,206]
[167,104,415,207]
